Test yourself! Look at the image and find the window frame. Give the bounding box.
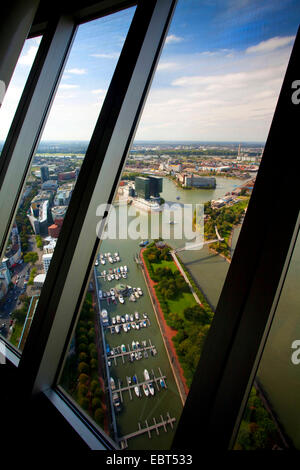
[0,0,299,451]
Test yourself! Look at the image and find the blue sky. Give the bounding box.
[1,0,300,142]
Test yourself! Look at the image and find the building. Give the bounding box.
[28,199,52,235]
[51,205,68,222]
[42,253,53,274]
[58,170,76,181]
[40,165,49,182]
[184,174,216,188]
[41,180,58,191]
[30,190,53,218]
[134,175,163,200]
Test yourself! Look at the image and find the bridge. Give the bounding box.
[172,226,223,254]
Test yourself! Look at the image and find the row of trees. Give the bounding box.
[60,294,106,428]
[15,184,38,252]
[235,387,282,450]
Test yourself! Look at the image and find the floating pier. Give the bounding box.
[119,413,176,448]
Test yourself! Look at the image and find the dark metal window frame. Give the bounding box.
[0,0,299,451]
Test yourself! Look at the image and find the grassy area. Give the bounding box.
[167,291,197,318]
[9,322,23,347]
[151,259,178,274]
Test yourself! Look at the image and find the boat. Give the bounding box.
[123,324,128,333]
[129,294,136,302]
[125,314,129,322]
[132,340,136,349]
[115,325,120,334]
[148,382,155,396]
[139,240,149,247]
[136,341,140,349]
[101,258,106,265]
[143,383,150,397]
[98,290,102,299]
[111,274,115,280]
[144,350,148,358]
[137,287,143,296]
[107,274,111,281]
[116,256,120,262]
[124,265,128,272]
[122,273,127,279]
[112,392,121,412]
[110,288,115,296]
[132,322,136,329]
[116,315,121,323]
[130,314,134,322]
[121,344,126,352]
[133,375,137,383]
[143,320,147,328]
[95,260,99,266]
[119,295,124,304]
[127,323,131,331]
[120,266,124,272]
[144,369,150,381]
[108,256,113,263]
[134,311,139,320]
[127,376,132,385]
[136,323,140,330]
[134,386,140,397]
[110,377,116,390]
[159,378,166,389]
[143,313,148,319]
[130,352,135,362]
[121,316,125,323]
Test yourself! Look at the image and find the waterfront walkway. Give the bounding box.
[140,248,189,403]
[170,251,202,306]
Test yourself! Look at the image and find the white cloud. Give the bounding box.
[59,84,79,89]
[165,34,184,44]
[246,35,295,54]
[91,89,106,94]
[157,62,179,71]
[90,52,119,59]
[66,68,87,75]
[19,46,38,66]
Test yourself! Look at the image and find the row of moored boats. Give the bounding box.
[95,252,120,266]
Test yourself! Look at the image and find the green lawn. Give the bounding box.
[166,291,197,318]
[151,259,178,273]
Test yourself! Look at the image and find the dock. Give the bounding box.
[107,339,157,366]
[105,318,151,333]
[113,369,167,402]
[119,412,176,448]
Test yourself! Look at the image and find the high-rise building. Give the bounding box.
[40,165,49,182]
[135,175,163,199]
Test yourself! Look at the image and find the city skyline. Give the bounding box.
[0,0,299,142]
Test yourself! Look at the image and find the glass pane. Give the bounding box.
[1,7,135,351]
[0,36,41,145]
[234,228,300,450]
[58,0,299,450]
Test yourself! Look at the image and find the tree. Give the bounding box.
[23,251,38,265]
[78,362,89,374]
[94,408,104,425]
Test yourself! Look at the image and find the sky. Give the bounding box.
[1,0,300,143]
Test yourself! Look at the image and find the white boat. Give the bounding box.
[124,265,128,272]
[132,341,136,349]
[119,295,124,304]
[110,288,115,296]
[99,290,102,299]
[111,274,115,280]
[136,323,140,330]
[110,377,116,390]
[123,324,128,333]
[122,273,127,279]
[95,260,99,266]
[127,376,132,385]
[120,266,124,272]
[116,315,121,323]
[101,259,106,265]
[134,291,139,299]
[143,383,150,397]
[130,294,136,302]
[134,312,139,320]
[132,322,136,329]
[144,369,150,381]
[130,314,134,322]
[116,256,120,262]
[134,386,140,397]
[148,382,155,396]
[125,314,129,321]
[112,317,116,324]
[108,256,113,263]
[121,344,126,352]
[137,287,143,296]
[143,313,148,319]
[107,274,111,281]
[115,325,120,334]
